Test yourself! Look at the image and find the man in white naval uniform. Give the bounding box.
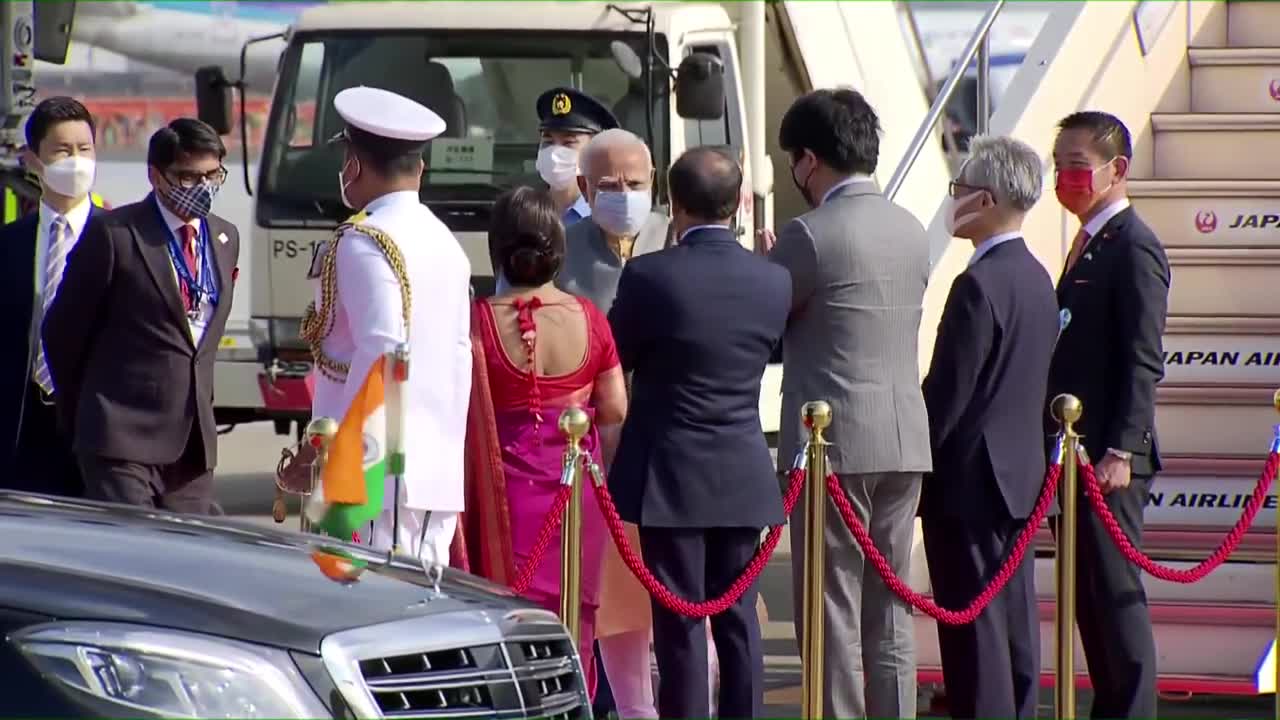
[305,86,472,563]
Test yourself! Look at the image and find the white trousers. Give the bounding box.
[364,507,457,566]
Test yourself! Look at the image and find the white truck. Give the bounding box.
[192,0,950,440]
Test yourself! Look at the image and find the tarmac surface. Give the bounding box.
[215,423,1273,719]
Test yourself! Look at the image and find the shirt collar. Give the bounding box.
[154,194,202,235]
[1082,197,1130,238]
[968,231,1021,267]
[677,223,730,244]
[567,193,592,221]
[364,190,419,216]
[821,174,875,206]
[39,196,93,237]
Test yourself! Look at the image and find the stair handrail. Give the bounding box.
[897,1,962,157]
[885,0,1005,202]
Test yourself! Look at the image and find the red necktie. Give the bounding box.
[179,225,199,311]
[1064,228,1090,274]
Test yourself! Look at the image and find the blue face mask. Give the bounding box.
[592,190,652,237]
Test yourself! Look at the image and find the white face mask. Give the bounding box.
[942,191,985,238]
[536,145,580,190]
[39,155,96,199]
[593,190,652,237]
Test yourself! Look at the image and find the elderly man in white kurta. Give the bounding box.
[304,86,472,563]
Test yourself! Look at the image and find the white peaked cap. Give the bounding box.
[334,86,446,142]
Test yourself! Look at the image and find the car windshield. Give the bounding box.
[259,30,669,222]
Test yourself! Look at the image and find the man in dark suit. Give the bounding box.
[608,147,790,720]
[921,136,1059,719]
[1047,111,1169,719]
[42,118,240,513]
[0,97,101,498]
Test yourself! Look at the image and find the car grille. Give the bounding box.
[356,634,586,719]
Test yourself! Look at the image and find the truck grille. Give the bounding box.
[356,634,585,719]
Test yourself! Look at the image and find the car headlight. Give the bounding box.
[12,622,330,718]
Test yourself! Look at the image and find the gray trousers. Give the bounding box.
[789,471,922,720]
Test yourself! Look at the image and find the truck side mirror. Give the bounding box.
[195,66,234,136]
[675,52,725,121]
[32,0,76,65]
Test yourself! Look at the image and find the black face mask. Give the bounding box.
[791,156,816,209]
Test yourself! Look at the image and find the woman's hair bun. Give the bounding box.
[490,186,567,287]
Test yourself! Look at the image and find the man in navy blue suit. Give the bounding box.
[608,147,790,719]
[921,136,1060,719]
[0,97,100,497]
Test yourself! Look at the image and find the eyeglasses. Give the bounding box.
[165,166,228,189]
[948,180,987,198]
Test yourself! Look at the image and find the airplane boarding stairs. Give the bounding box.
[913,0,1280,697]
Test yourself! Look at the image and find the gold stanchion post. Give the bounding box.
[1051,393,1082,720]
[558,407,591,644]
[1272,388,1279,720]
[303,417,339,534]
[801,400,831,720]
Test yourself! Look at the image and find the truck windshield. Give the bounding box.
[259,30,669,224]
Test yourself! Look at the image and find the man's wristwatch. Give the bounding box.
[1106,448,1133,461]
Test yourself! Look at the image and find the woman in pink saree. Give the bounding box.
[453,187,627,698]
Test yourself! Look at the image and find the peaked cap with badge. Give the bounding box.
[330,86,447,152]
[536,87,620,135]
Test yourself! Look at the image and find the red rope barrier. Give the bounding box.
[829,463,1062,626]
[511,483,573,595]
[593,466,806,619]
[1080,452,1280,583]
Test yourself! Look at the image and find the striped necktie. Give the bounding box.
[33,217,72,394]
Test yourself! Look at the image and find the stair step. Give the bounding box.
[1129,180,1280,247]
[1152,113,1280,179]
[1228,0,1280,48]
[915,599,1274,682]
[1129,179,1280,196]
[1162,330,1280,385]
[1165,247,1280,317]
[1189,47,1280,113]
[1155,385,1279,458]
[1162,454,1273,476]
[1190,48,1280,66]
[1033,527,1275,558]
[1166,316,1280,334]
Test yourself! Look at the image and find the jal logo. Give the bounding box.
[1194,210,1217,233]
[1270,79,1280,102]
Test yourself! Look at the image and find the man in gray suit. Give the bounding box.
[767,88,932,720]
[556,128,670,313]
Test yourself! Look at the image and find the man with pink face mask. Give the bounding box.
[1047,111,1170,720]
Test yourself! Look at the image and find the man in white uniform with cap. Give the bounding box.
[303,86,472,563]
